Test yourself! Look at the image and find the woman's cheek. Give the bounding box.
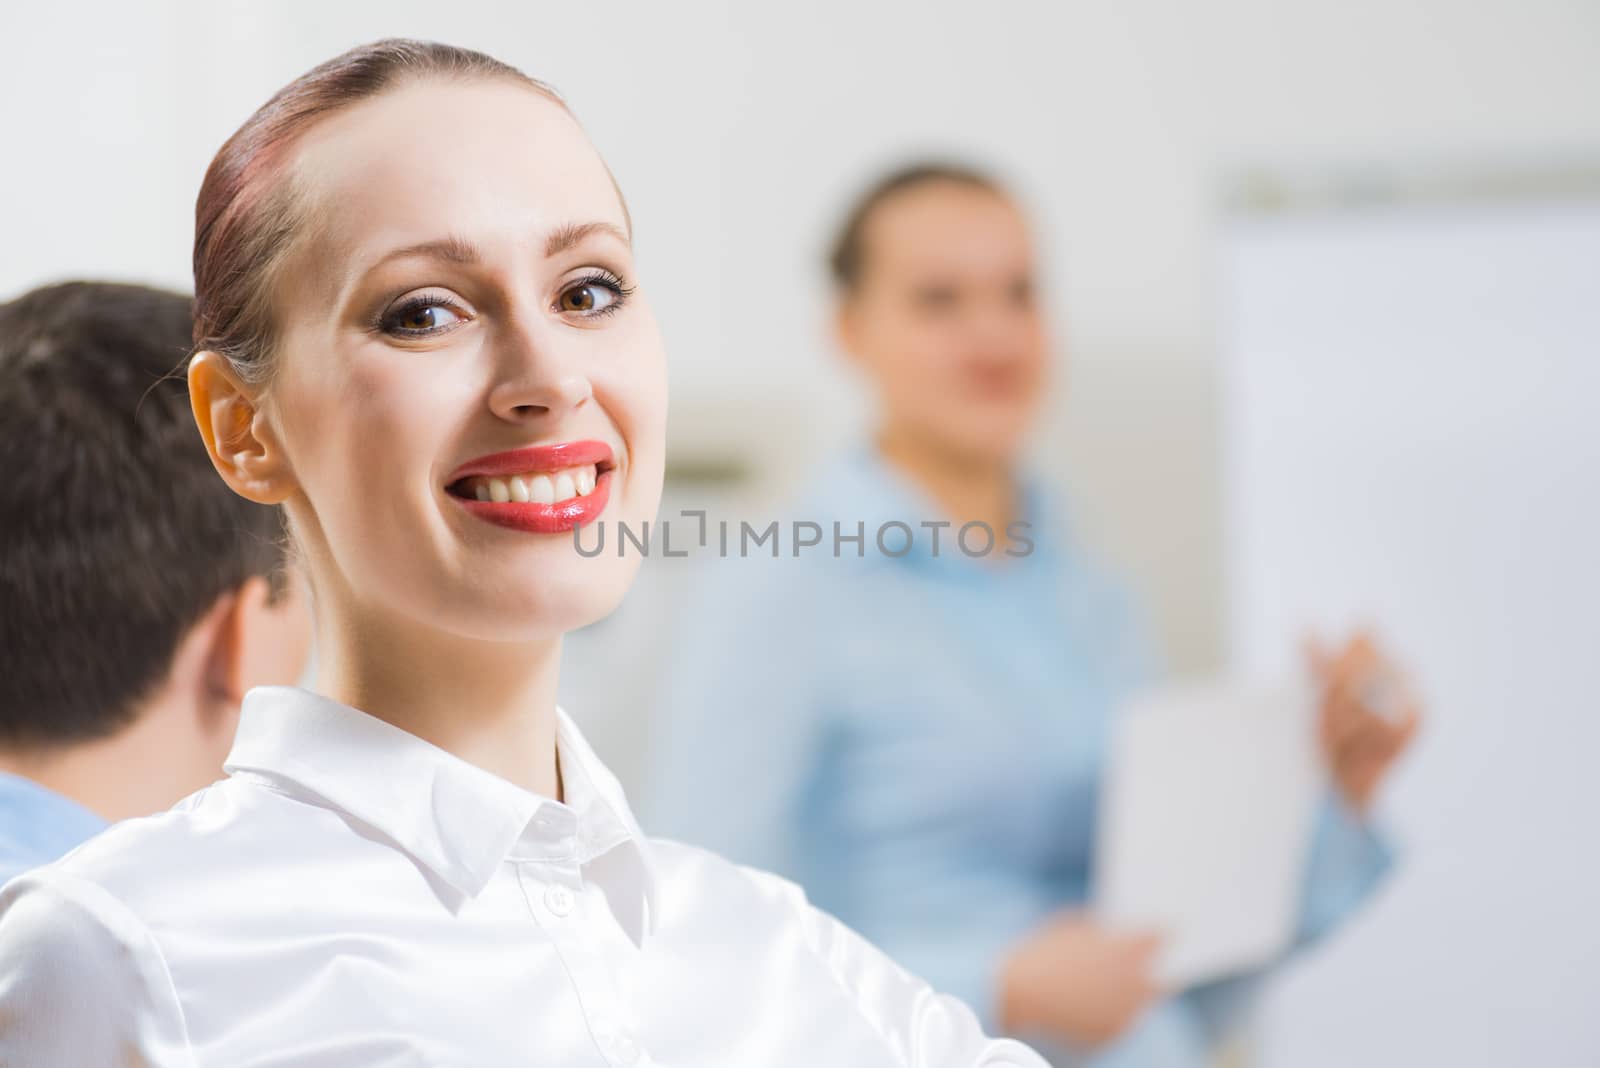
[348,357,462,449]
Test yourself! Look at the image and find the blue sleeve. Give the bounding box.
[1294,791,1395,945]
[640,557,828,881]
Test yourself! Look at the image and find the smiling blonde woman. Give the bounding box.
[0,40,1047,1068]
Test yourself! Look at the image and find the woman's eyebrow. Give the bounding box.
[545,221,630,257]
[359,221,629,280]
[366,235,483,274]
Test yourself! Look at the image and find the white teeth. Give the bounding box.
[464,465,600,505]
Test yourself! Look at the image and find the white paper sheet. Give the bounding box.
[1092,680,1325,988]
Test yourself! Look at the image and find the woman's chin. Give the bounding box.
[440,564,639,643]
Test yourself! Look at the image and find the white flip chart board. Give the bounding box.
[1221,197,1600,1067]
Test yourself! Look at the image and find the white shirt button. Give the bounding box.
[544,884,575,917]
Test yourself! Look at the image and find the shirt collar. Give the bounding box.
[222,686,659,941]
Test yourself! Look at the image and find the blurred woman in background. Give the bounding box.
[648,163,1420,1066]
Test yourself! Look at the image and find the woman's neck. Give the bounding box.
[874,425,1019,540]
[311,598,564,802]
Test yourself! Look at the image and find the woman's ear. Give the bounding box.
[188,351,294,504]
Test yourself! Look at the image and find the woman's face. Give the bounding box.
[261,79,666,642]
[839,182,1048,465]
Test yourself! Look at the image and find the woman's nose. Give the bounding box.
[485,321,594,422]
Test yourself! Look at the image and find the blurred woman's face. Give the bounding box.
[839,182,1048,465]
[260,79,666,642]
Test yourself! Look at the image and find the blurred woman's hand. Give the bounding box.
[1308,632,1422,814]
[998,910,1162,1048]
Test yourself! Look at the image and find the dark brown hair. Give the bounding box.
[191,39,579,386]
[0,283,288,748]
[827,161,1005,293]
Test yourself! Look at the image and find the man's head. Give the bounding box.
[0,281,312,815]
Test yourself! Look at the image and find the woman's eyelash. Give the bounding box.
[374,270,635,338]
[375,294,467,337]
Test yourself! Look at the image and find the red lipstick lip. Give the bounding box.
[446,439,615,483]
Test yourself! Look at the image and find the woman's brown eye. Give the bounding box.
[382,299,464,336]
[559,283,620,315]
[401,306,448,330]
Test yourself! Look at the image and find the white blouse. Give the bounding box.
[0,685,1045,1067]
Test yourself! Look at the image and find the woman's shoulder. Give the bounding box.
[27,778,245,896]
[639,835,1049,1065]
[645,834,804,893]
[641,834,827,940]
[3,771,318,933]
[0,786,219,958]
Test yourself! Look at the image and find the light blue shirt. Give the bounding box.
[0,772,106,888]
[645,447,1393,1067]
